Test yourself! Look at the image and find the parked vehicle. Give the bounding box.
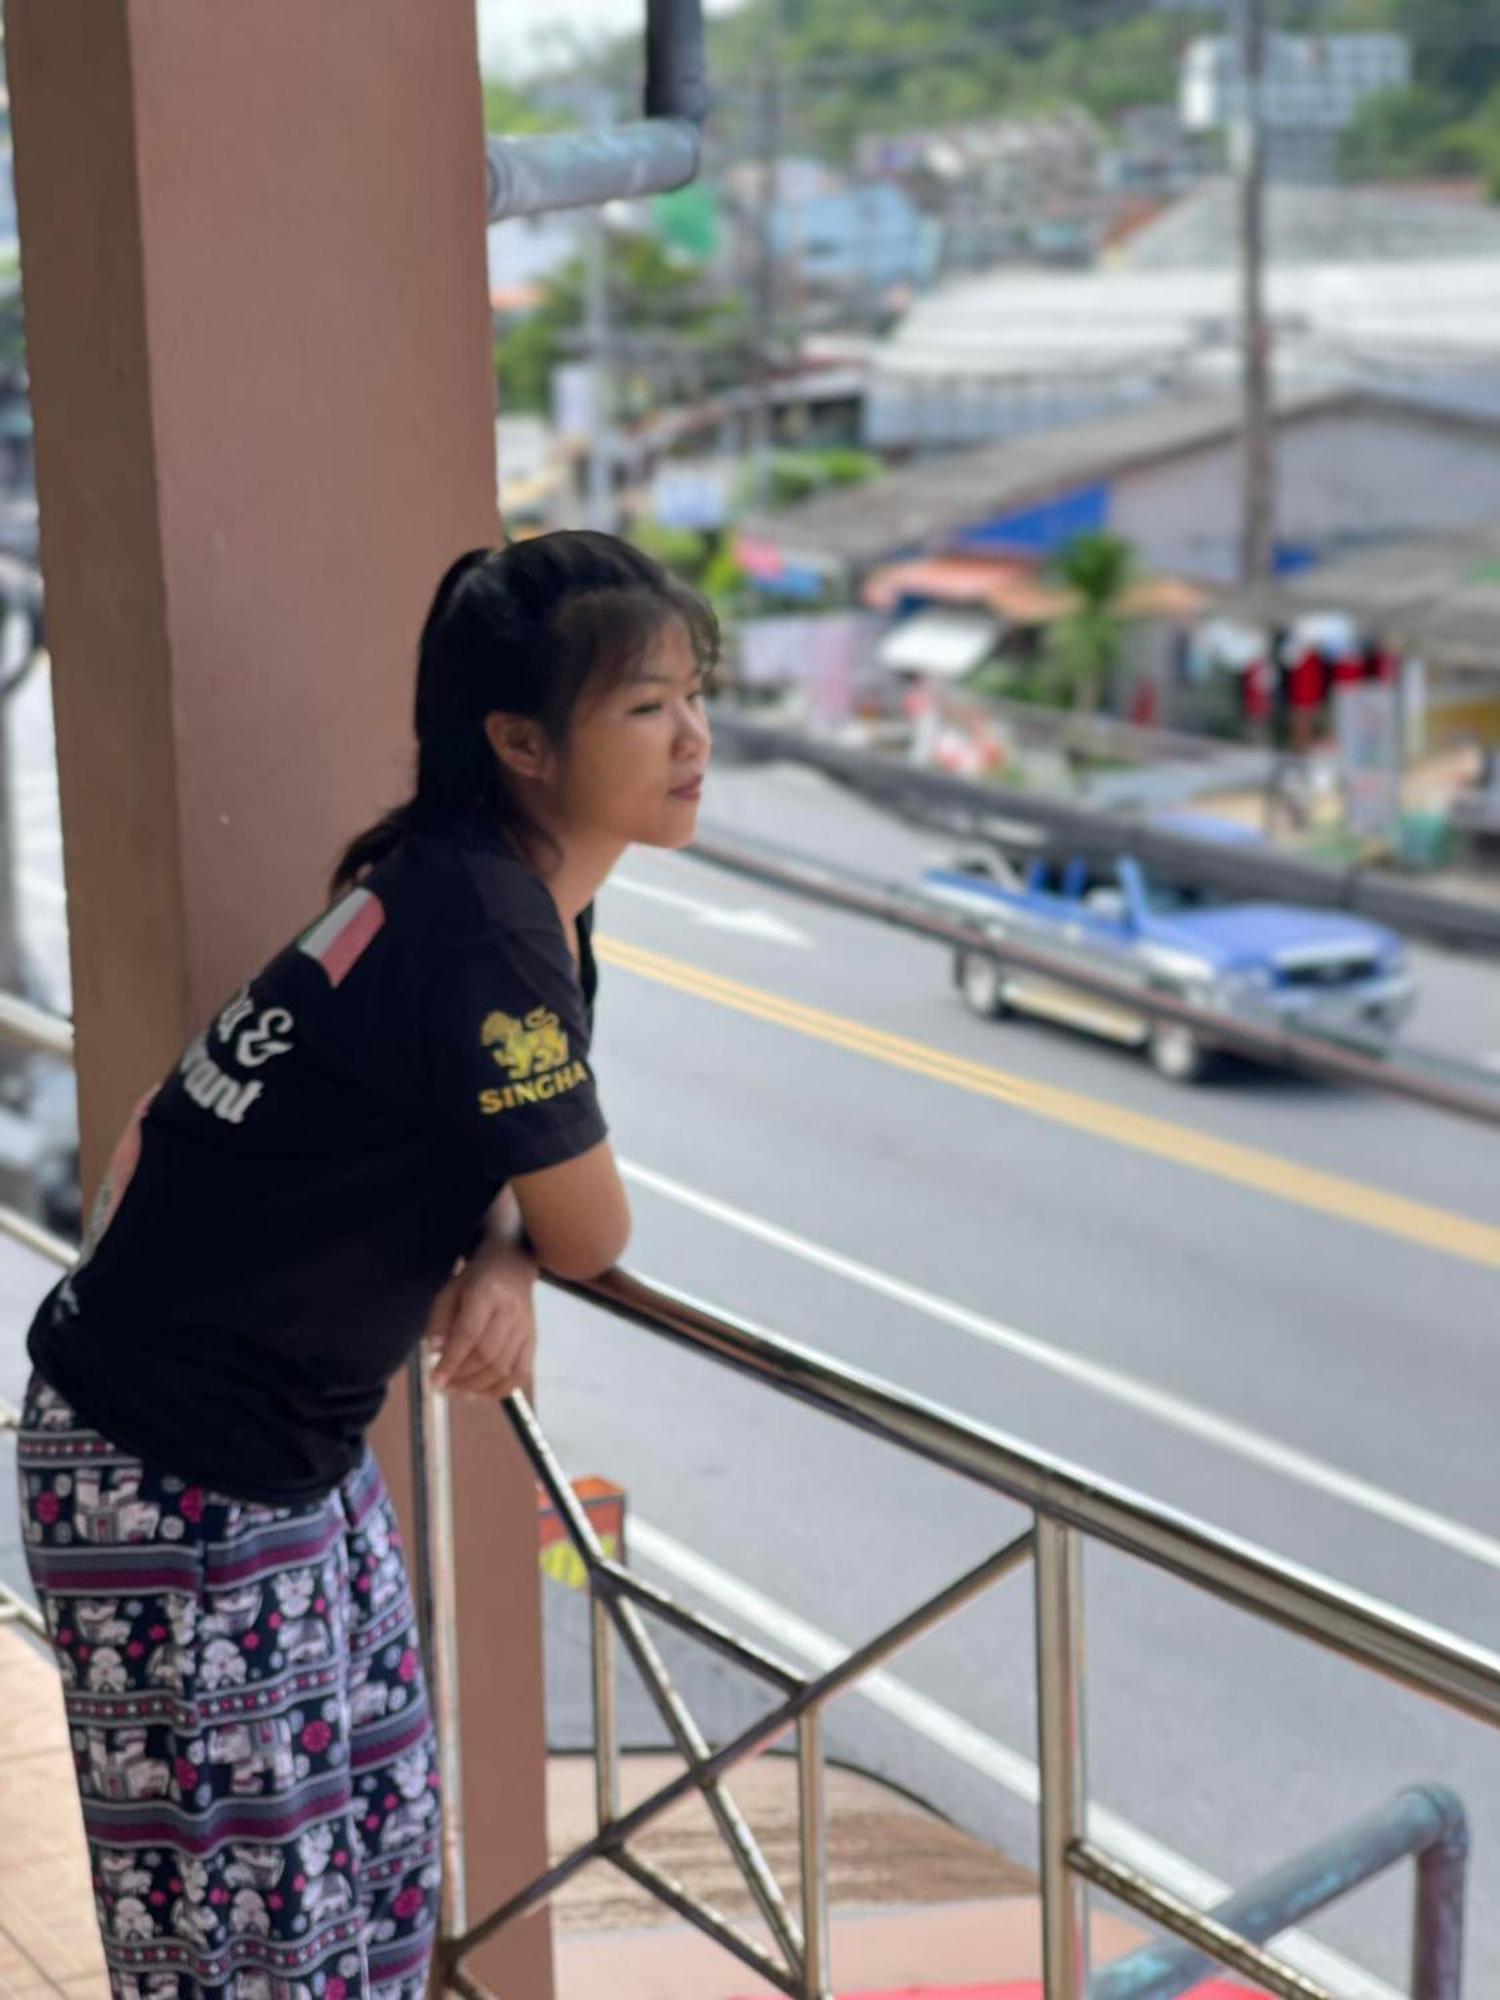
[923,842,1417,1083]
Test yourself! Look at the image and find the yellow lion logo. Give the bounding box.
[481,1006,570,1081]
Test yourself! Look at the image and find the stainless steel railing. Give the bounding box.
[407,1264,1498,2000]
[687,826,1500,1131]
[0,989,1494,1993]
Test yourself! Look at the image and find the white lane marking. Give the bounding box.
[631,1517,1400,2000]
[621,1159,1500,1576]
[608,874,814,949]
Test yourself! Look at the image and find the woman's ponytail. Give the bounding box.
[329,802,415,896]
[327,549,495,895]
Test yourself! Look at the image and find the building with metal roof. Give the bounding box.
[864,183,1500,450]
[739,384,1500,590]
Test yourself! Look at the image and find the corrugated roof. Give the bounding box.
[1122,178,1500,272]
[871,245,1500,391]
[739,383,1456,569]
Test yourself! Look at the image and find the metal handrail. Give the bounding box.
[705,712,1500,955]
[0,1035,1490,1988]
[0,1210,1487,1992]
[0,990,74,1063]
[687,825,1500,1130]
[407,1264,1497,2000]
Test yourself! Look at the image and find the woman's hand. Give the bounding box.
[425,1239,539,1401]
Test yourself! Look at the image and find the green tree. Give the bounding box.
[495,230,746,416]
[1041,532,1137,714]
[704,0,1227,162]
[1339,83,1475,180]
[481,77,568,137]
[1393,0,1500,108]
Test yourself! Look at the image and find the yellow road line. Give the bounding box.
[596,933,1500,1272]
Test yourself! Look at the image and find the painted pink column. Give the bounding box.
[8,6,555,1991]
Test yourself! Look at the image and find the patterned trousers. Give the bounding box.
[16,1372,440,2000]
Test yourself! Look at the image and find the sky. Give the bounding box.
[476,0,744,78]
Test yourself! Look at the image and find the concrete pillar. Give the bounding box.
[6,6,555,1992]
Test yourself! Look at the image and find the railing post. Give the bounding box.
[797,1710,832,1999]
[1035,1516,1090,2000]
[408,1352,468,1946]
[591,1589,620,1831]
[1412,1785,1468,2000]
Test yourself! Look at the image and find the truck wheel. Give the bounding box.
[1148,1020,1210,1084]
[956,949,1008,1020]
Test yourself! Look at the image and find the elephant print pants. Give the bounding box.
[16,1372,440,2000]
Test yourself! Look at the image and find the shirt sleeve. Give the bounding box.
[426,920,607,1179]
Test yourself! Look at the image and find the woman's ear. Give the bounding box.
[484,711,554,784]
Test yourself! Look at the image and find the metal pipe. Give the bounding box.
[590,1591,619,1831]
[1096,1783,1469,2000]
[644,0,711,121]
[606,1583,806,1966]
[554,1267,1500,1730]
[414,1354,467,1941]
[797,1711,831,1999]
[485,120,702,222]
[1072,1841,1332,2000]
[509,1392,803,1965]
[0,1581,45,1640]
[0,1205,77,1269]
[0,989,73,1061]
[451,1527,1035,1959]
[486,0,706,221]
[612,1846,802,1995]
[596,1555,804,1690]
[1034,1519,1089,2000]
[1412,1784,1468,2000]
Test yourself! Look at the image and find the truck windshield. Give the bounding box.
[1140,875,1237,916]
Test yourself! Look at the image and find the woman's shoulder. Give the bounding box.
[387,830,561,947]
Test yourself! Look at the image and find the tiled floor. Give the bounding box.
[0,1619,106,1996]
[0,1620,1154,2000]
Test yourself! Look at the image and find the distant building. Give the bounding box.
[1102,105,1211,201]
[1181,33,1412,183]
[856,110,1107,274]
[773,182,939,305]
[740,385,1500,596]
[863,181,1500,451]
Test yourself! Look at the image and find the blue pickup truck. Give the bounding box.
[922,842,1417,1083]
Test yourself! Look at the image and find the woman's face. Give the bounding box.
[556,615,712,851]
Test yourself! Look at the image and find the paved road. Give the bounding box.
[531,758,1500,1995]
[2,678,1498,1991]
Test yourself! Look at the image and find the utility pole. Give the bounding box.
[746,8,783,505]
[584,85,616,533]
[1235,0,1275,591]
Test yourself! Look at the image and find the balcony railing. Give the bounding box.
[0,935,1495,1997]
[405,1265,1497,2000]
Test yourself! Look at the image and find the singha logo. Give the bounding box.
[482,1006,570,1081]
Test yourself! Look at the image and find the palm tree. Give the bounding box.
[1041,531,1137,714]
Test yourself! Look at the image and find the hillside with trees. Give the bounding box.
[690,0,1500,190]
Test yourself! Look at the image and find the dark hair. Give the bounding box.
[332,530,719,893]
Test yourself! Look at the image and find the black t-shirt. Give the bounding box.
[28,830,607,1504]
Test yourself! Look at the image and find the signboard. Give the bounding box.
[551,363,598,442]
[1334,681,1400,840]
[651,462,734,531]
[537,1476,625,1591]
